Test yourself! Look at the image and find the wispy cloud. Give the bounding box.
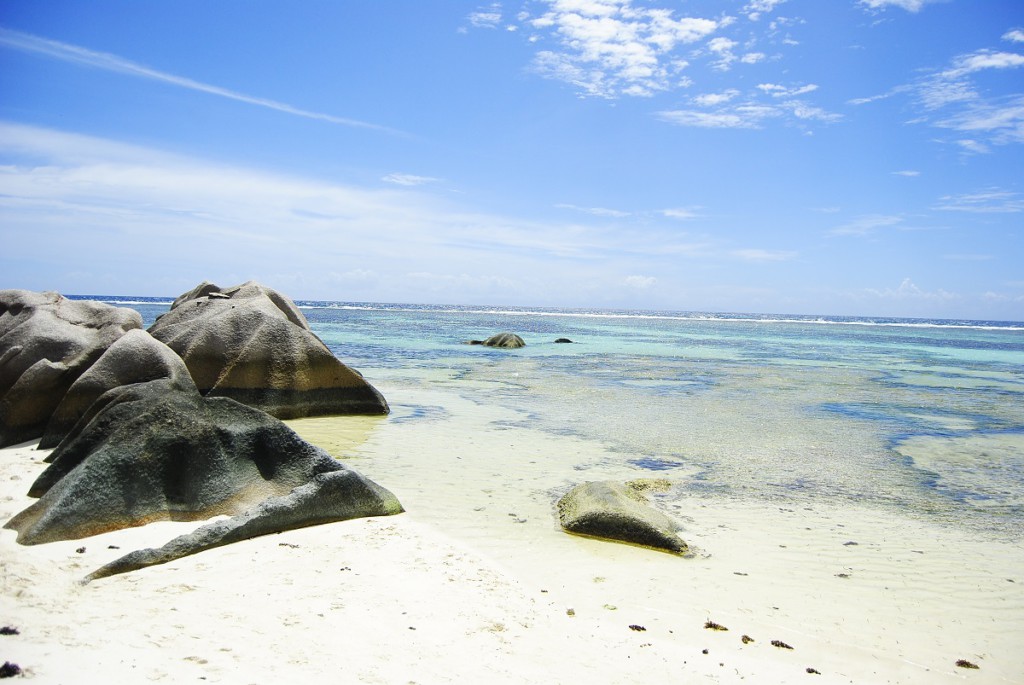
[523,0,719,97]
[660,207,700,220]
[556,202,631,218]
[732,248,797,262]
[864,278,958,304]
[829,214,903,236]
[757,82,818,98]
[0,27,403,135]
[468,4,504,29]
[657,98,839,129]
[1005,29,1024,43]
[858,0,938,12]
[892,170,920,177]
[623,274,656,288]
[382,173,441,187]
[935,189,1024,213]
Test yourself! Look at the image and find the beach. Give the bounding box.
[3,373,1022,684]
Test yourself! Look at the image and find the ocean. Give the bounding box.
[77,295,1024,539]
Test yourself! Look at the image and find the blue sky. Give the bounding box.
[1,0,1022,319]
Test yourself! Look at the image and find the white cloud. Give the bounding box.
[692,89,740,106]
[864,278,958,304]
[556,202,631,217]
[1004,29,1024,43]
[732,248,797,262]
[468,4,503,28]
[829,214,903,236]
[660,207,700,220]
[707,36,738,70]
[757,82,818,98]
[858,0,935,12]
[743,0,786,22]
[525,0,719,97]
[382,173,440,186]
[658,99,838,129]
[955,139,991,154]
[0,27,401,135]
[2,122,734,305]
[941,50,1024,79]
[656,109,756,128]
[935,189,1024,213]
[623,274,656,288]
[936,96,1024,146]
[892,170,920,176]
[740,52,766,64]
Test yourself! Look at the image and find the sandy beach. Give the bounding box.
[2,379,1023,684]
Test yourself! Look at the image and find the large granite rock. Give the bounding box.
[557,480,688,554]
[86,468,403,581]
[148,281,388,419]
[5,377,397,545]
[38,329,192,449]
[0,290,142,447]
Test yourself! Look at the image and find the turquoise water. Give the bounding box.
[83,297,1024,537]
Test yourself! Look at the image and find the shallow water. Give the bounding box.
[93,296,1024,537]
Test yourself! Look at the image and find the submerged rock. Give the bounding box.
[557,480,687,554]
[149,281,388,419]
[0,290,142,447]
[85,467,403,581]
[6,377,387,545]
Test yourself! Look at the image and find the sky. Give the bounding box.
[1,0,1022,319]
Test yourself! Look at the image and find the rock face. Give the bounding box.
[38,330,192,449]
[556,480,687,555]
[5,377,399,545]
[86,468,403,581]
[0,290,142,447]
[148,281,388,419]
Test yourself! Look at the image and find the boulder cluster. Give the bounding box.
[0,282,400,577]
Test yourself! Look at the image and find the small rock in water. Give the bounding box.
[771,639,794,650]
[629,624,646,632]
[0,627,19,636]
[955,659,980,669]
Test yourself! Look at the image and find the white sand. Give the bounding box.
[2,382,1022,684]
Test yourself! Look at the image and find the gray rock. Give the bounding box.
[148,281,388,419]
[38,330,192,448]
[0,290,142,447]
[6,377,381,544]
[557,480,687,554]
[85,467,403,581]
[465,332,526,348]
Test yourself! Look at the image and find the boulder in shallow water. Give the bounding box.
[466,332,526,349]
[148,281,388,419]
[557,480,687,554]
[0,290,142,447]
[6,377,390,544]
[38,330,192,449]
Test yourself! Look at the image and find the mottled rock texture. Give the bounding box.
[149,281,388,419]
[557,480,687,554]
[467,332,526,348]
[38,329,192,449]
[86,468,403,581]
[6,377,393,545]
[0,290,141,447]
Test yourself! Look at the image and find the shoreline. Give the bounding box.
[2,380,1022,683]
